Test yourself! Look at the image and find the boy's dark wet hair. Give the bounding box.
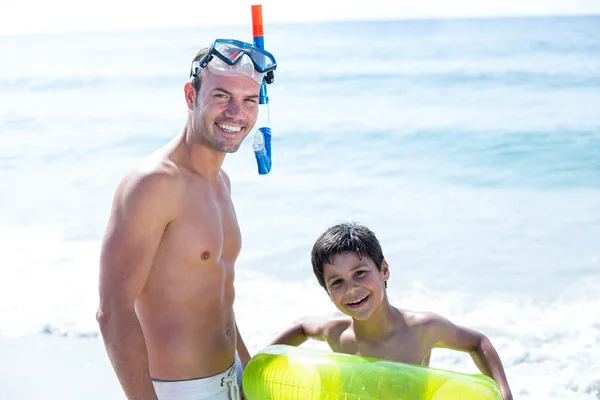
[311,222,386,289]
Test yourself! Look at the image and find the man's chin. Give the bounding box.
[206,136,242,153]
[217,144,242,154]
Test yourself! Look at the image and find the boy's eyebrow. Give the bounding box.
[325,264,369,282]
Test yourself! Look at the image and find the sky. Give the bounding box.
[2,0,600,35]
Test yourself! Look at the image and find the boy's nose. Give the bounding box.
[345,283,361,296]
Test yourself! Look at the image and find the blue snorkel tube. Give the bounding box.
[251,4,272,175]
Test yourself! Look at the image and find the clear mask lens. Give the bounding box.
[214,42,275,72]
[206,53,265,85]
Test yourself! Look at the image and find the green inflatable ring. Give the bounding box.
[242,345,502,399]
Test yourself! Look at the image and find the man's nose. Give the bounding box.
[225,99,243,119]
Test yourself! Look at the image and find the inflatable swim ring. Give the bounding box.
[242,345,502,399]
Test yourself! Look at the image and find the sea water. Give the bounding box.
[0,15,599,399]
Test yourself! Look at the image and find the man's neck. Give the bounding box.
[182,126,226,183]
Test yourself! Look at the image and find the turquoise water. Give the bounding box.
[0,15,599,399]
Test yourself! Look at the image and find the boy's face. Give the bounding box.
[322,252,389,321]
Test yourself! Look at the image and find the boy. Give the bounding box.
[269,222,513,400]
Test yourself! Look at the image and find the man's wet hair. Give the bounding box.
[190,47,209,94]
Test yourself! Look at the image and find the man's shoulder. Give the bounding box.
[116,155,183,207]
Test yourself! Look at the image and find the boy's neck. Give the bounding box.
[351,299,404,340]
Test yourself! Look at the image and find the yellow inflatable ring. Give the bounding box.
[242,345,502,399]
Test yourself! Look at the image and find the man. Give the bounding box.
[96,39,277,400]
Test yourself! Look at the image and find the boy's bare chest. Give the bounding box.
[341,331,430,366]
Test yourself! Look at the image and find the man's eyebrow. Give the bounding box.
[212,87,232,95]
[213,87,259,99]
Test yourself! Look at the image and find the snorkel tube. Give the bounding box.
[251,4,272,175]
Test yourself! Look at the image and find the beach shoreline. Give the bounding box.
[0,333,125,400]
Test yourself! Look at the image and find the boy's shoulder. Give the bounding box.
[396,308,448,328]
[317,309,447,329]
[322,311,353,329]
[299,312,352,342]
[310,312,353,337]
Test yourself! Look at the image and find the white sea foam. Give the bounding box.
[1,225,597,399]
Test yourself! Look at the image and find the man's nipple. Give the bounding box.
[201,251,211,260]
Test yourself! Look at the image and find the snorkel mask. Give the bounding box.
[189,39,276,85]
[190,36,277,175]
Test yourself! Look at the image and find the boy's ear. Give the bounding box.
[381,259,390,281]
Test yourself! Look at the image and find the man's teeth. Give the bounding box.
[218,124,242,133]
[349,296,367,304]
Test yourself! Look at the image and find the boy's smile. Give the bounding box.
[346,294,370,309]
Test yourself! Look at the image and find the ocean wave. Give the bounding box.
[0,74,183,92]
[304,70,600,90]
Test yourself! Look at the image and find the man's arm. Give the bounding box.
[424,313,513,400]
[234,317,251,400]
[235,317,251,368]
[268,317,329,347]
[96,168,180,400]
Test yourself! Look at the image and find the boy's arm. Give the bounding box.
[424,314,513,400]
[268,317,329,347]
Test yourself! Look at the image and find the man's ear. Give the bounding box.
[184,82,196,110]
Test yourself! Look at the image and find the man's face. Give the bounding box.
[191,69,260,153]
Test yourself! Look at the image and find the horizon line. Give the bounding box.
[1,11,598,38]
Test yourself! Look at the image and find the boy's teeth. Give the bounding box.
[219,124,241,133]
[350,296,367,304]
